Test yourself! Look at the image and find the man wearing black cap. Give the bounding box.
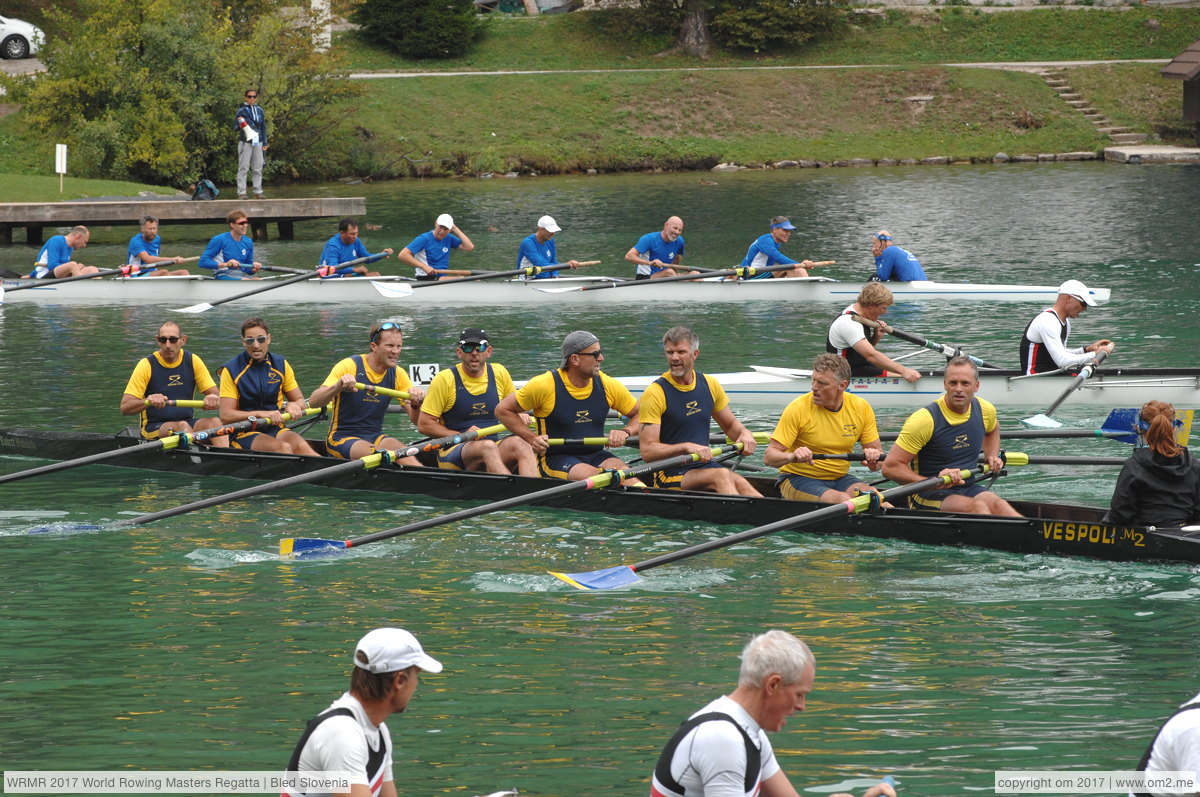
[283,627,442,797]
[495,330,643,482]
[417,328,538,476]
[308,320,424,464]
[1019,279,1114,375]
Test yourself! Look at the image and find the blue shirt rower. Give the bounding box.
[398,213,474,282]
[199,211,261,280]
[737,216,815,280]
[517,215,580,279]
[127,215,190,277]
[319,217,392,278]
[871,230,927,281]
[625,216,687,280]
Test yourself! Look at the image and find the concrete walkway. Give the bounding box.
[348,58,1170,80]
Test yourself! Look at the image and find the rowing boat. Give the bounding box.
[2,427,1196,565]
[0,274,1113,306]
[614,366,1200,409]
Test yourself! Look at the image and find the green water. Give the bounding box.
[1,163,1199,796]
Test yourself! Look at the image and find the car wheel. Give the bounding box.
[2,35,30,60]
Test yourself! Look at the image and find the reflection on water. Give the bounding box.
[2,164,1199,794]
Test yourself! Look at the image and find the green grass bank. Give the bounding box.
[0,5,1196,198]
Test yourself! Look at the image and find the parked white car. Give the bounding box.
[0,15,44,59]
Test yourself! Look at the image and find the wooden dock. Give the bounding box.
[0,197,367,244]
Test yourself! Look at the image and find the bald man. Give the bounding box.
[626,216,689,280]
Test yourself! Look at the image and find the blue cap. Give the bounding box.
[770,219,796,231]
[874,232,893,241]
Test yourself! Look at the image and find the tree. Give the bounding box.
[13,0,362,186]
[649,0,846,58]
[353,0,484,60]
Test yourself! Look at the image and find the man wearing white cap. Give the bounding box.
[398,213,475,282]
[1019,279,1114,375]
[517,215,581,280]
[283,627,442,797]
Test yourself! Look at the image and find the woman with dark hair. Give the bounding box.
[1105,401,1200,527]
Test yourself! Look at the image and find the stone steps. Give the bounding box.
[1039,70,1151,146]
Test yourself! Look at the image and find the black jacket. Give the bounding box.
[1104,447,1200,527]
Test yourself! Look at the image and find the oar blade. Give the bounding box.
[532,285,584,294]
[370,280,414,298]
[173,301,214,314]
[1100,407,1140,443]
[280,537,348,557]
[549,565,638,591]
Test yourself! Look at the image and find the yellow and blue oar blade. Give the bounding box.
[549,565,638,591]
[1177,409,1194,446]
[280,537,350,557]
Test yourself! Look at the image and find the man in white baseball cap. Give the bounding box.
[283,628,442,797]
[517,214,580,280]
[1019,279,1114,374]
[398,212,475,282]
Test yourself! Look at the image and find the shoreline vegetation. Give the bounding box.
[0,6,1196,200]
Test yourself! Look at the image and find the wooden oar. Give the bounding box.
[812,451,1129,466]
[111,424,507,528]
[532,262,831,294]
[279,443,744,557]
[172,255,376,313]
[549,466,988,590]
[369,261,603,298]
[1021,350,1111,428]
[851,314,1003,370]
[0,409,321,486]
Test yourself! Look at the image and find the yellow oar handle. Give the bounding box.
[355,382,410,400]
[726,432,771,444]
[143,398,207,408]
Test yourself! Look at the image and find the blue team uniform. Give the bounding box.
[127,233,163,276]
[739,233,797,281]
[874,245,927,281]
[632,231,685,277]
[30,235,75,278]
[319,235,381,277]
[199,233,256,279]
[517,234,559,279]
[404,230,461,278]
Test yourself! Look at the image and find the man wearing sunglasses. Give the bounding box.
[308,321,424,463]
[119,321,227,446]
[235,89,267,200]
[219,317,317,455]
[199,210,262,280]
[1019,279,1114,375]
[417,328,538,477]
[496,330,643,484]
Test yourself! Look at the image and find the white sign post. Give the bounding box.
[55,144,67,193]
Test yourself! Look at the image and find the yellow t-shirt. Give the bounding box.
[638,372,730,426]
[123,350,217,397]
[513,369,638,419]
[320,356,413,394]
[770,391,880,480]
[421,362,516,418]
[893,395,998,457]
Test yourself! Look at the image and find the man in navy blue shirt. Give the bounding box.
[872,231,927,282]
[235,89,268,200]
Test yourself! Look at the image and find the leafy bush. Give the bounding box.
[352,0,485,59]
[710,0,847,53]
[15,0,361,186]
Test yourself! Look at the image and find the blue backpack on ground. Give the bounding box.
[191,179,219,201]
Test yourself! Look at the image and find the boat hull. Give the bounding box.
[1,428,1196,565]
[0,274,1113,306]
[615,367,1200,409]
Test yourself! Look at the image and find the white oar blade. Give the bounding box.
[1021,413,1063,429]
[0,284,5,303]
[173,302,214,314]
[532,286,585,294]
[370,280,414,298]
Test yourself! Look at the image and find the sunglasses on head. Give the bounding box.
[243,335,269,345]
[371,321,401,343]
[459,342,488,353]
[157,335,181,344]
